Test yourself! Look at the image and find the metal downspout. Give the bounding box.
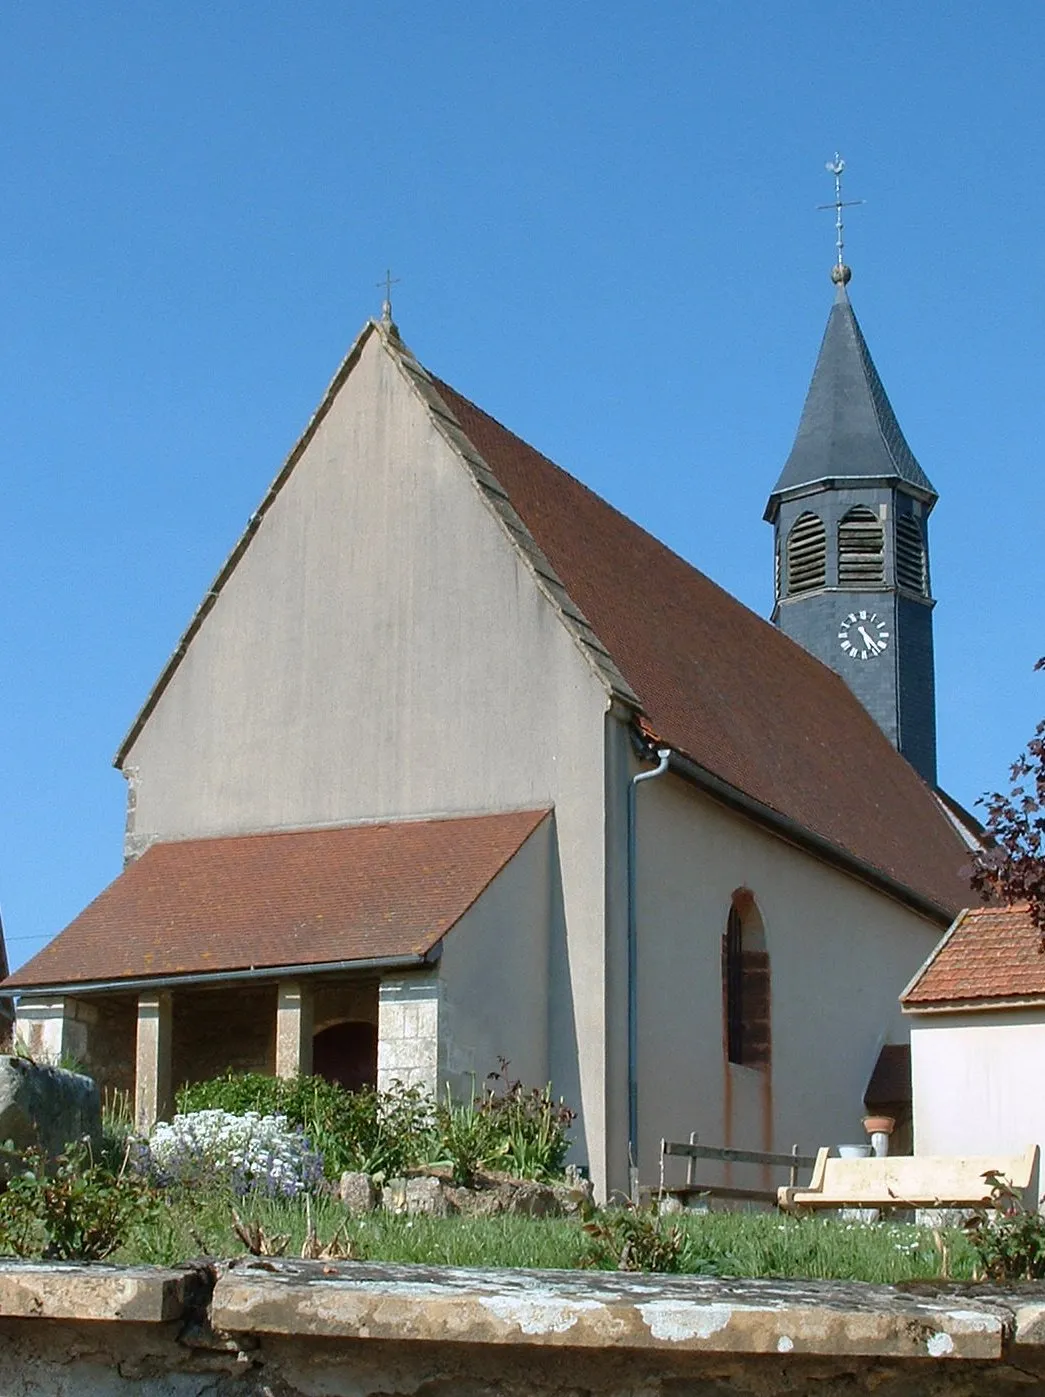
[627,746,671,1201]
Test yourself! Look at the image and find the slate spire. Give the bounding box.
[767,260,940,788]
[766,277,936,515]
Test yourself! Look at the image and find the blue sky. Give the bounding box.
[2,3,1043,970]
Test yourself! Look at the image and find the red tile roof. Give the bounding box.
[6,810,549,990]
[433,379,971,917]
[902,904,1045,1008]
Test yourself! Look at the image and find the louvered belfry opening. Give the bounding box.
[896,514,926,594]
[723,894,770,1069]
[838,506,885,586]
[786,512,826,595]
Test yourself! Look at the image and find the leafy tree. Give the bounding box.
[970,658,1045,933]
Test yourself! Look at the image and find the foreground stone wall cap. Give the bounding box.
[0,1259,203,1323]
[210,1259,1013,1361]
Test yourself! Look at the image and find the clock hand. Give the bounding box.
[857,625,880,653]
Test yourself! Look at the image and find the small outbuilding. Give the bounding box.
[902,903,1045,1165]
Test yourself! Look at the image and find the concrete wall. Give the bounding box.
[910,1008,1045,1160]
[626,744,944,1189]
[1,1258,1041,1394]
[120,331,613,1193]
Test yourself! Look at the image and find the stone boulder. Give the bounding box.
[338,1171,377,1214]
[443,1176,563,1219]
[378,1168,593,1219]
[382,1175,455,1217]
[0,1057,101,1164]
[551,1173,596,1217]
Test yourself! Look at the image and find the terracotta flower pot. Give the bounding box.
[862,1115,895,1136]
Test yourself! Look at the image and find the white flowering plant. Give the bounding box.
[142,1110,323,1198]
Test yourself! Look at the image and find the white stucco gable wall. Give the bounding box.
[910,1010,1045,1163]
[123,330,607,838]
[119,327,615,1192]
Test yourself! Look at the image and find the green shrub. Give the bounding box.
[175,1064,575,1184]
[433,1089,501,1186]
[176,1074,436,1180]
[478,1063,575,1180]
[0,1140,159,1261]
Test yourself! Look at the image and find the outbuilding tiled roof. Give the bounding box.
[6,810,549,990]
[432,377,970,918]
[902,904,1045,1009]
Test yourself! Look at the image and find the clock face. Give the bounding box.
[838,610,889,660]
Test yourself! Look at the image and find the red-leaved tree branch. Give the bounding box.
[970,657,1045,933]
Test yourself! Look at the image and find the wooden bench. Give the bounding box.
[659,1134,819,1207]
[777,1144,1040,1213]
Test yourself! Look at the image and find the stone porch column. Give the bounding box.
[14,997,94,1066]
[377,973,441,1096]
[275,981,314,1079]
[135,991,172,1133]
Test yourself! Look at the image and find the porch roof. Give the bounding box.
[5,809,549,993]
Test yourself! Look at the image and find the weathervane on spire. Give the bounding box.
[817,154,863,286]
[377,269,400,324]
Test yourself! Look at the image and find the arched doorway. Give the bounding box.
[312,1021,377,1091]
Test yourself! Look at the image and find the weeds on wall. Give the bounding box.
[964,1173,1045,1281]
[582,1202,696,1274]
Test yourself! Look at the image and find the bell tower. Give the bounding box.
[765,159,938,786]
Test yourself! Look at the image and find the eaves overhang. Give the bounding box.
[9,948,440,1001]
[764,473,938,523]
[902,995,1045,1016]
[631,724,955,928]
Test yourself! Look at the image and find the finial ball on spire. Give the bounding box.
[831,263,852,285]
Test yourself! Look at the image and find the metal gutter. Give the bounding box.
[658,747,954,928]
[8,950,438,1000]
[626,746,671,1202]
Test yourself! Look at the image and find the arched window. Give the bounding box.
[896,514,926,594]
[838,507,885,586]
[786,513,826,595]
[723,891,770,1068]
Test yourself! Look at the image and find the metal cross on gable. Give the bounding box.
[817,154,864,276]
[377,269,401,322]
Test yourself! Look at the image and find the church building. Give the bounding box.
[6,248,973,1199]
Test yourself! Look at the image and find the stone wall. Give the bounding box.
[172,985,277,1086]
[84,995,137,1097]
[377,974,441,1094]
[0,1258,1043,1395]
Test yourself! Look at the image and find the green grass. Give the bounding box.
[111,1191,979,1283]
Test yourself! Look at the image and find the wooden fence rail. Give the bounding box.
[658,1132,819,1206]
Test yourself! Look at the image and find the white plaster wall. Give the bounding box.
[436,815,556,1103]
[627,748,944,1189]
[121,332,612,1192]
[910,1011,1045,1160]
